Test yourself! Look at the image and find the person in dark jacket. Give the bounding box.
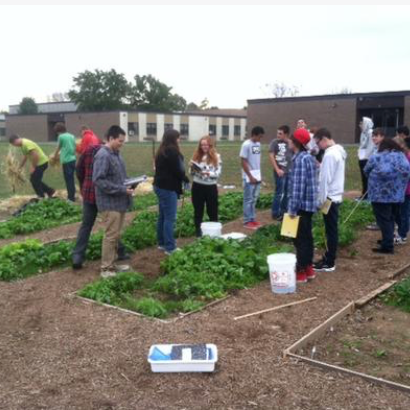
[364,138,410,254]
[72,141,129,270]
[154,129,189,254]
[92,125,134,277]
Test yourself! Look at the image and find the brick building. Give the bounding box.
[5,104,247,143]
[247,91,410,144]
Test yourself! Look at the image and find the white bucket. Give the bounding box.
[201,222,222,238]
[267,253,296,294]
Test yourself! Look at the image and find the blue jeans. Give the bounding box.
[63,160,76,201]
[271,171,288,218]
[397,195,410,239]
[155,186,178,252]
[243,179,261,224]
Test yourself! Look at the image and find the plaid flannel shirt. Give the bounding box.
[92,145,131,212]
[288,151,318,215]
[76,144,101,204]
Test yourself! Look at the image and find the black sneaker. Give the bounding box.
[313,259,335,272]
[372,247,394,254]
[72,262,83,270]
[116,253,131,262]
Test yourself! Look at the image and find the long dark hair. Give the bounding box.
[378,138,403,153]
[155,129,181,159]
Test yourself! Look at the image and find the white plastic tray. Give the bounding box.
[220,232,247,241]
[148,344,218,373]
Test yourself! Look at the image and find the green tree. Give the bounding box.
[129,75,186,112]
[186,102,199,111]
[18,97,38,114]
[68,69,130,111]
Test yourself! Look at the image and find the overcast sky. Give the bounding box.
[1,5,410,111]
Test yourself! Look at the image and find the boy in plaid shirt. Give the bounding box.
[288,128,318,283]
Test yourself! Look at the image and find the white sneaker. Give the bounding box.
[394,235,407,245]
[100,270,117,278]
[114,264,131,272]
[165,248,181,256]
[158,246,165,251]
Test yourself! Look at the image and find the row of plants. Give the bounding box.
[0,193,159,240]
[79,226,292,319]
[0,192,273,281]
[381,277,410,313]
[78,201,377,319]
[0,199,82,239]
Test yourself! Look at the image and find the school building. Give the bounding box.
[0,114,5,140]
[5,103,247,143]
[247,90,410,144]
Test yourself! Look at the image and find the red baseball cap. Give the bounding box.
[293,128,311,146]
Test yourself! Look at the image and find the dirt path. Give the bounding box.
[1,209,410,409]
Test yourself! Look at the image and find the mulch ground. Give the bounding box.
[1,206,410,409]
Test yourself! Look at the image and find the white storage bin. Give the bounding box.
[148,344,218,373]
[220,232,247,241]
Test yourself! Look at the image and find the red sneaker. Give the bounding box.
[306,265,316,280]
[253,221,262,227]
[296,269,308,283]
[244,221,259,230]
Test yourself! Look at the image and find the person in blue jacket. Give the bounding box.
[364,138,410,254]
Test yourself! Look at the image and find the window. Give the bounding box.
[234,125,241,136]
[147,123,157,135]
[164,123,173,131]
[180,124,189,136]
[128,122,139,137]
[209,124,217,136]
[222,125,229,137]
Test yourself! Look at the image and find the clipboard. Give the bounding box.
[280,213,300,238]
[320,198,332,215]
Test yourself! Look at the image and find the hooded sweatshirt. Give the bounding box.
[358,117,375,160]
[318,144,347,206]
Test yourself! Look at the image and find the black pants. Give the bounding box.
[63,160,76,201]
[372,202,399,251]
[72,201,126,264]
[30,162,54,198]
[323,202,340,265]
[191,182,218,236]
[358,159,368,199]
[293,211,314,270]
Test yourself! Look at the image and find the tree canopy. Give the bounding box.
[18,97,38,115]
[68,70,187,112]
[68,69,130,111]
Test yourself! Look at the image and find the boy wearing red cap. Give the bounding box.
[288,128,318,283]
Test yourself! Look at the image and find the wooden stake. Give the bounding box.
[233,296,317,321]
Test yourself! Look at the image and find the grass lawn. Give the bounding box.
[0,141,361,199]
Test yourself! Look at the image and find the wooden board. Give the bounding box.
[287,353,410,394]
[355,281,397,308]
[284,302,355,357]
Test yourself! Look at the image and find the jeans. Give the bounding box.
[243,179,261,224]
[358,159,368,199]
[293,211,314,270]
[271,171,288,218]
[155,186,178,252]
[72,201,127,265]
[30,162,54,198]
[191,182,218,236]
[372,202,399,251]
[323,202,340,265]
[63,160,76,201]
[396,195,410,239]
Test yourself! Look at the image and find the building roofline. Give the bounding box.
[6,109,247,119]
[248,90,410,104]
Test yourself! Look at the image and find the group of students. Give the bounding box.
[8,124,99,202]
[238,122,346,283]
[9,119,410,280]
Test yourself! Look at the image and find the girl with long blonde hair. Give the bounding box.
[190,136,222,236]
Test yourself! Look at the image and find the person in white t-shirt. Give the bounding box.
[240,126,264,229]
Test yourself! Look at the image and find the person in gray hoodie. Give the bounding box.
[357,117,375,200]
[313,128,347,272]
